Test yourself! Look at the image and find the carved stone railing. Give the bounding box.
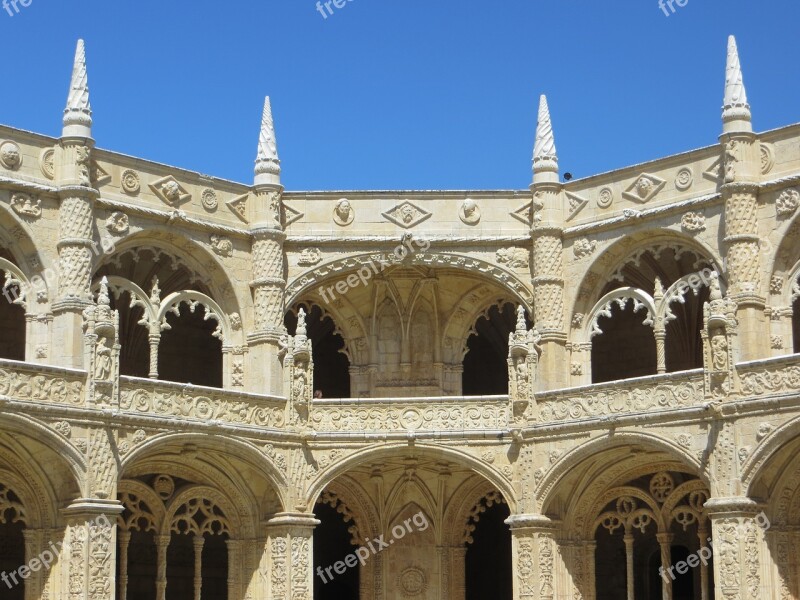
[119,376,286,428]
[310,395,510,433]
[737,354,800,396]
[535,369,706,424]
[0,359,85,406]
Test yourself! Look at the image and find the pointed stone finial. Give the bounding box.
[722,35,752,133]
[150,277,161,305]
[63,39,93,138]
[532,95,559,184]
[516,305,527,332]
[254,96,281,187]
[98,276,110,307]
[296,307,308,341]
[653,277,664,302]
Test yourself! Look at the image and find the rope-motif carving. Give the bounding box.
[58,195,94,240]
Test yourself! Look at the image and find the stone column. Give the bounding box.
[585,541,597,600]
[450,546,467,600]
[148,330,160,379]
[61,499,123,600]
[226,539,242,600]
[22,528,43,600]
[705,497,768,600]
[506,514,560,600]
[53,157,97,369]
[117,529,131,600]
[698,526,710,600]
[623,532,635,600]
[248,225,287,395]
[155,534,170,600]
[530,95,567,391]
[265,513,319,600]
[657,532,673,600]
[193,535,204,600]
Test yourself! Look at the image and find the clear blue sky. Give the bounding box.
[0,0,798,190]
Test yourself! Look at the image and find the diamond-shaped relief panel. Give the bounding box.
[702,157,722,183]
[226,194,249,223]
[283,203,304,227]
[149,175,191,207]
[383,201,431,229]
[566,192,589,222]
[92,161,112,188]
[622,173,666,204]
[510,201,532,226]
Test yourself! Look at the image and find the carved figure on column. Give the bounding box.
[508,305,541,420]
[701,273,739,398]
[282,308,314,424]
[84,277,120,406]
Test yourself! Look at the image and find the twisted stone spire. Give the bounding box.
[63,39,93,138]
[254,96,281,186]
[532,95,559,183]
[722,35,752,133]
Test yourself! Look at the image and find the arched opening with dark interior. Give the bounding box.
[593,472,712,600]
[0,484,25,600]
[0,249,26,362]
[465,493,512,600]
[591,300,657,384]
[462,302,522,395]
[591,245,713,383]
[159,303,223,388]
[286,303,350,399]
[96,247,223,386]
[314,494,359,600]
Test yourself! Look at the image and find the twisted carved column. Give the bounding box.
[248,224,287,394]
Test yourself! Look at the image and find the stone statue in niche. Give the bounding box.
[333,198,354,226]
[459,198,481,225]
[701,272,739,397]
[508,305,540,419]
[94,337,113,380]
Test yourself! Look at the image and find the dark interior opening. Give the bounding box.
[313,501,359,600]
[465,501,511,600]
[286,304,350,399]
[462,302,521,395]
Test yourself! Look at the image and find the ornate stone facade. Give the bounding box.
[0,36,800,600]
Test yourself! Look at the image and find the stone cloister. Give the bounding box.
[0,34,800,599]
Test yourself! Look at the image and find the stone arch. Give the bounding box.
[443,475,507,547]
[384,480,438,538]
[316,475,381,541]
[0,413,85,504]
[285,251,533,309]
[163,484,239,537]
[741,414,800,495]
[536,431,706,516]
[306,443,516,514]
[93,231,242,317]
[118,478,167,533]
[571,229,722,321]
[0,202,44,275]
[120,432,288,528]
